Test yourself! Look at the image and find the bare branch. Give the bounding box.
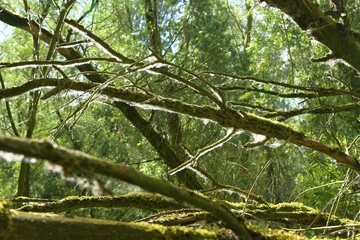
[64,19,134,64]
[169,128,239,175]
[207,71,360,99]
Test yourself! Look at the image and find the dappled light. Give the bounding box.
[1,0,360,239]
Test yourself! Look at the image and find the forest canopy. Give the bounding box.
[1,0,360,239]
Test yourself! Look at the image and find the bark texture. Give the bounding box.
[262,0,360,71]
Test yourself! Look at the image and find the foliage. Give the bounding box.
[1,0,360,239]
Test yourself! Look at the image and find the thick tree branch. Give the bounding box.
[1,77,359,171]
[113,101,204,190]
[261,0,360,72]
[0,58,119,69]
[17,193,184,213]
[1,204,219,239]
[142,202,354,230]
[0,135,252,238]
[64,18,223,106]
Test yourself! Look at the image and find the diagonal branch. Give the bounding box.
[0,77,359,171]
[260,0,360,72]
[0,6,106,83]
[17,193,184,213]
[0,134,252,239]
[64,19,134,64]
[113,101,204,190]
[64,19,224,107]
[0,6,207,190]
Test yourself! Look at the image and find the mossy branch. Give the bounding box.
[0,134,252,238]
[17,193,184,213]
[1,202,219,240]
[138,202,354,229]
[261,0,360,72]
[64,19,224,107]
[0,78,360,171]
[114,102,204,190]
[1,77,359,171]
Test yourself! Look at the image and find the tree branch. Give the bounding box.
[261,0,360,72]
[0,134,252,238]
[263,102,360,118]
[17,193,184,213]
[2,204,219,239]
[113,101,204,190]
[0,6,208,190]
[1,77,359,171]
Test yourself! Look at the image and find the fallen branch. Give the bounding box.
[0,134,252,238]
[17,193,184,213]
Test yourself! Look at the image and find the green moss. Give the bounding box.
[227,201,317,214]
[271,202,314,212]
[261,228,309,240]
[61,195,80,201]
[133,221,218,240]
[167,226,218,240]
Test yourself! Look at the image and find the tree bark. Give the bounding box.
[261,0,360,72]
[0,135,252,238]
[1,77,360,171]
[3,208,218,240]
